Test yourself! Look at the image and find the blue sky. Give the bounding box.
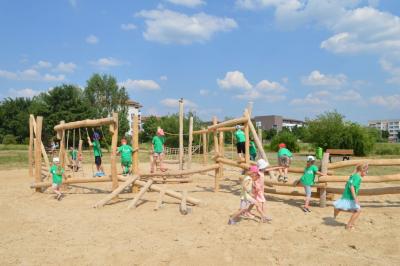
[1,0,400,123]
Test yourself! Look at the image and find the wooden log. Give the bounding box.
[319,174,400,183]
[264,188,320,198]
[93,175,139,208]
[180,190,188,215]
[34,116,43,192]
[132,113,139,175]
[135,164,219,177]
[193,129,208,135]
[154,189,165,211]
[127,179,153,209]
[319,152,329,207]
[328,158,400,169]
[258,127,262,145]
[326,186,400,196]
[188,116,193,169]
[217,157,251,170]
[30,176,113,189]
[244,109,250,164]
[110,112,119,190]
[288,166,334,175]
[179,98,184,170]
[149,178,192,183]
[54,117,116,131]
[29,115,34,177]
[207,116,248,131]
[58,121,66,168]
[212,117,220,192]
[31,115,50,170]
[264,179,327,188]
[163,159,180,164]
[202,128,207,165]
[218,131,224,181]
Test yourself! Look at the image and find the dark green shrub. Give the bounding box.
[270,131,299,152]
[2,134,17,144]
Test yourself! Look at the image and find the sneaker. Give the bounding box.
[228,218,237,225]
[261,216,272,223]
[283,176,288,183]
[277,175,283,182]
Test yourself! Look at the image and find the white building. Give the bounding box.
[126,100,142,135]
[368,119,400,142]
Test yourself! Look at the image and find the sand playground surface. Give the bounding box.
[1,163,399,266]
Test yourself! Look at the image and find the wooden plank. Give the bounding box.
[54,117,116,131]
[29,115,34,177]
[328,158,400,169]
[93,175,139,208]
[188,116,193,169]
[34,116,43,192]
[110,112,119,190]
[127,179,153,209]
[154,189,166,211]
[207,116,248,131]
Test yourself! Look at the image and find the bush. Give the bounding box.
[2,134,17,144]
[270,131,299,152]
[373,143,400,155]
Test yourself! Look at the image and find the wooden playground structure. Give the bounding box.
[28,99,400,211]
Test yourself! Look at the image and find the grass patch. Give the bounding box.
[0,144,28,151]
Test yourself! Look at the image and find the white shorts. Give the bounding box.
[52,183,60,189]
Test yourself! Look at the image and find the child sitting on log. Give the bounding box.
[50,157,64,201]
[228,165,270,224]
[87,131,105,177]
[333,163,368,230]
[117,137,134,176]
[299,156,324,212]
[150,128,166,173]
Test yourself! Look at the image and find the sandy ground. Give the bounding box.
[0,163,399,266]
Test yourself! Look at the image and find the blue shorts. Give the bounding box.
[304,185,312,198]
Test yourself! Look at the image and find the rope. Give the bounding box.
[163,131,189,136]
[86,128,95,177]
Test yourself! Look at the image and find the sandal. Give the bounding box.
[302,207,308,213]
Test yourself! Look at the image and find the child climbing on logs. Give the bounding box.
[299,156,324,212]
[228,165,270,225]
[234,125,246,161]
[69,146,78,172]
[87,131,105,177]
[250,138,257,161]
[50,157,64,201]
[151,128,166,173]
[333,163,368,230]
[277,143,292,182]
[117,137,134,176]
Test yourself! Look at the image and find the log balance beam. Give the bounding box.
[318,174,400,183]
[328,159,400,169]
[54,117,117,131]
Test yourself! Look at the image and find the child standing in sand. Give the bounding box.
[228,166,269,224]
[151,128,166,173]
[299,156,324,212]
[117,137,134,176]
[87,132,105,177]
[333,163,368,230]
[50,157,64,201]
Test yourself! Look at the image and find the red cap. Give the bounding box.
[279,143,286,148]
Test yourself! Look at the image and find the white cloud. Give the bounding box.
[235,90,286,102]
[160,75,168,81]
[0,70,18,79]
[121,23,137,31]
[333,89,362,101]
[217,71,252,90]
[7,88,42,98]
[33,60,52,69]
[380,57,400,85]
[166,0,206,8]
[290,93,328,106]
[370,94,400,109]
[43,74,65,82]
[255,79,287,93]
[136,9,237,44]
[0,68,65,82]
[53,62,76,73]
[160,98,198,109]
[199,89,209,96]
[119,79,160,91]
[90,57,123,68]
[85,34,99,44]
[302,70,347,87]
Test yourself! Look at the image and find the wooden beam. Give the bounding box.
[328,158,400,169]
[188,116,193,169]
[54,117,116,131]
[132,113,139,175]
[30,176,113,189]
[264,179,327,188]
[243,109,250,164]
[207,116,248,131]
[202,128,207,165]
[58,121,66,168]
[218,131,224,182]
[179,98,184,170]
[110,112,119,191]
[93,175,139,208]
[319,152,329,207]
[137,164,219,177]
[29,115,34,177]
[127,179,153,209]
[34,116,43,192]
[31,114,50,170]
[319,174,400,183]
[326,186,400,196]
[212,116,220,192]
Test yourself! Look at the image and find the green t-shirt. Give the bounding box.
[278,147,292,158]
[250,141,257,155]
[234,130,246,143]
[118,144,134,162]
[50,165,64,185]
[93,140,102,157]
[342,173,362,200]
[300,165,319,186]
[152,136,165,153]
[69,149,77,160]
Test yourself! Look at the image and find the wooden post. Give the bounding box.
[31,114,50,170]
[219,131,224,180]
[188,116,193,169]
[202,128,207,165]
[258,127,263,145]
[29,115,34,177]
[132,114,139,174]
[244,109,250,164]
[319,152,329,207]
[179,98,184,170]
[34,116,43,192]
[154,189,165,211]
[180,190,188,215]
[127,179,153,209]
[58,121,66,169]
[213,116,220,192]
[110,112,119,191]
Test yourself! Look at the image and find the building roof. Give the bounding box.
[126,99,142,108]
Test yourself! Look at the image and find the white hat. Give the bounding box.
[235,125,241,130]
[257,159,269,170]
[53,157,60,163]
[307,155,315,162]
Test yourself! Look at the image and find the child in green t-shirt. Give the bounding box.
[151,128,166,173]
[277,143,293,182]
[234,125,246,161]
[299,156,324,212]
[87,131,105,177]
[50,157,64,201]
[333,163,368,230]
[249,138,257,161]
[117,137,134,176]
[68,146,78,171]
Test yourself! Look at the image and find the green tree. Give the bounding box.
[270,131,299,152]
[381,130,389,140]
[263,128,277,141]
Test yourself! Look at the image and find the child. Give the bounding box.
[333,163,368,230]
[299,156,324,212]
[151,128,166,173]
[50,157,64,200]
[249,138,257,161]
[117,137,134,176]
[87,132,105,177]
[68,146,78,171]
[228,166,269,224]
[234,125,246,161]
[277,143,293,182]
